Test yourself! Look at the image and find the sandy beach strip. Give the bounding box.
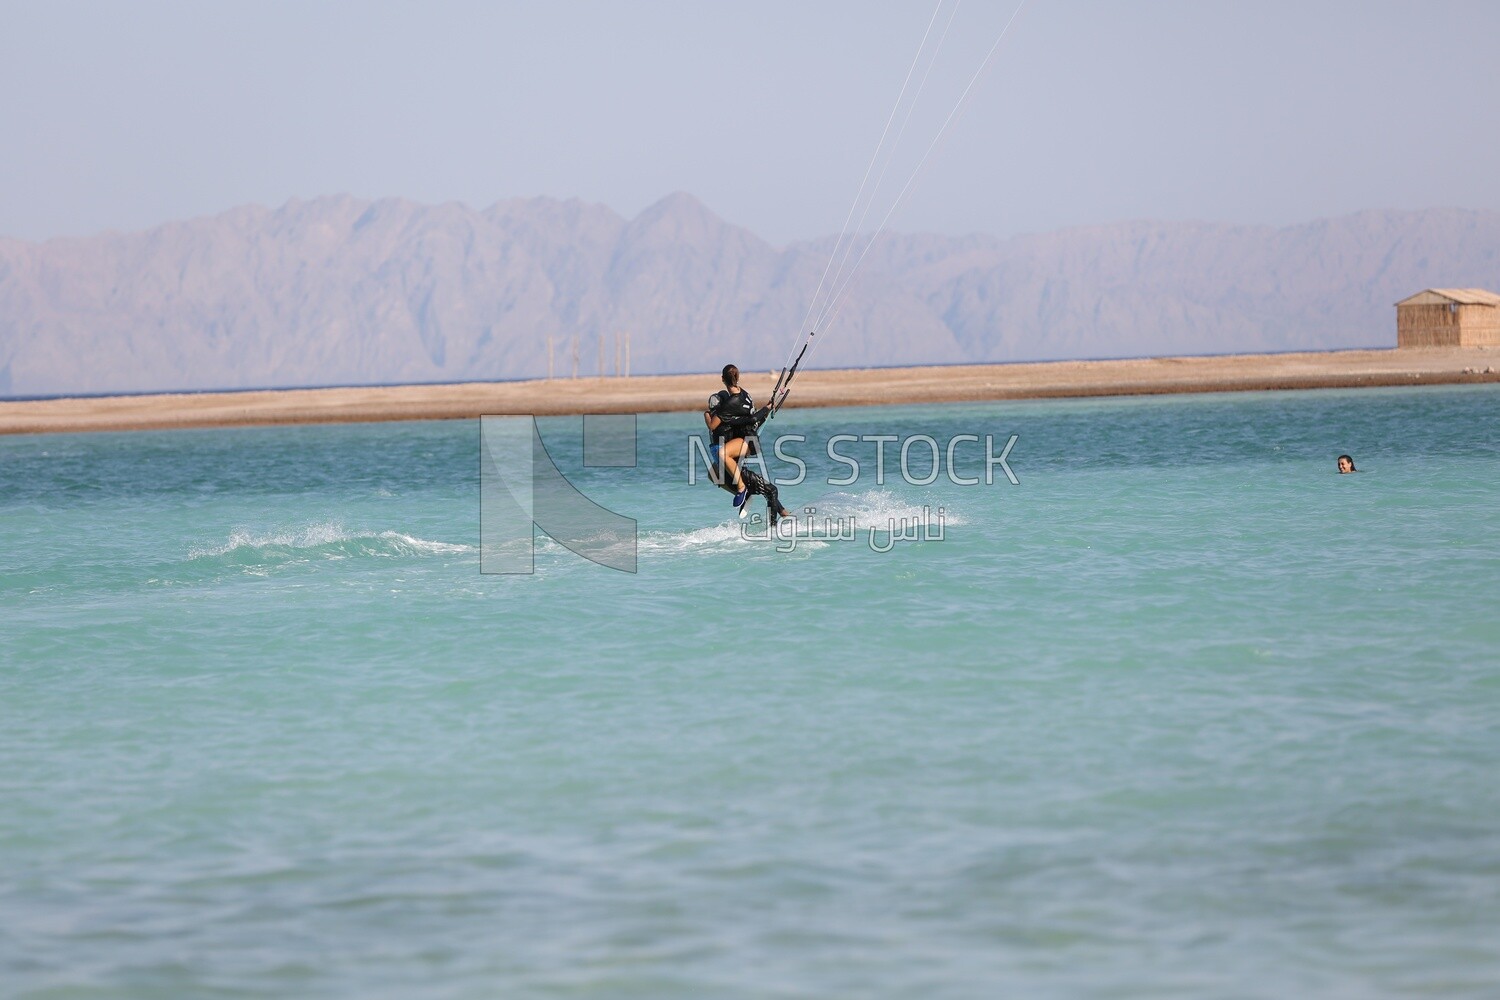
[2,346,1497,436]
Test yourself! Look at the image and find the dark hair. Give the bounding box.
[1338,454,1356,471]
[721,364,739,388]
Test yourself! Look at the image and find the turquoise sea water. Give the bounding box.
[2,385,1498,998]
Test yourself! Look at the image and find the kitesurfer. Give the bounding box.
[705,364,791,523]
[705,364,758,507]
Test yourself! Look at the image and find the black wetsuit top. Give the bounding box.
[707,388,758,448]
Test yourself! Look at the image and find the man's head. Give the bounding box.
[721,364,740,389]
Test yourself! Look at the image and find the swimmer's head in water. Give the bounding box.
[1337,455,1356,474]
[721,364,740,389]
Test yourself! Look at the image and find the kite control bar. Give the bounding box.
[763,333,813,424]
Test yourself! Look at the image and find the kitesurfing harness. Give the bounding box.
[708,387,759,443]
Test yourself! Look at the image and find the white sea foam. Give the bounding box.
[189,522,473,560]
[634,520,811,557]
[380,532,473,556]
[636,489,962,557]
[795,488,966,530]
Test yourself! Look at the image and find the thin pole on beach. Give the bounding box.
[547,334,554,380]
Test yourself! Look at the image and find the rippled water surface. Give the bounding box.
[2,386,1498,998]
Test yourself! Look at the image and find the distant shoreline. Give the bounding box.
[2,347,1497,436]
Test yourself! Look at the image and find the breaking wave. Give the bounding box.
[188,522,473,562]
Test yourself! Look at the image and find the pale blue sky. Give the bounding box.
[3,0,1497,245]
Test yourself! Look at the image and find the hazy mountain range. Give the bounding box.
[1,193,1498,397]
